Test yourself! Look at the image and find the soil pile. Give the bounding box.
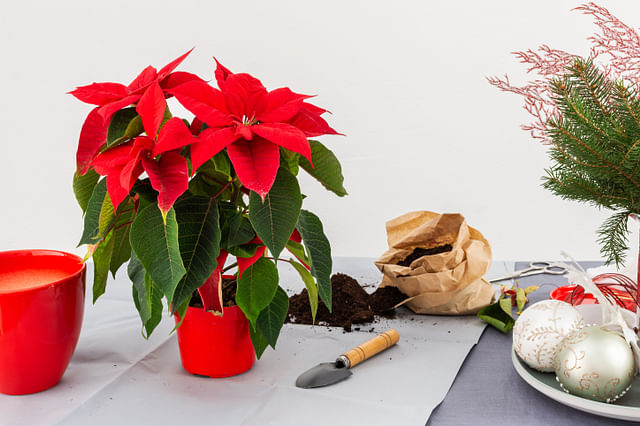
[368,286,407,315]
[287,273,407,331]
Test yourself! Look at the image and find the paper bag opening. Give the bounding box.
[375,211,494,315]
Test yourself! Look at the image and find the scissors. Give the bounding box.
[489,261,568,283]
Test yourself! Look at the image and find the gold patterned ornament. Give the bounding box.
[513,300,585,372]
[554,325,635,403]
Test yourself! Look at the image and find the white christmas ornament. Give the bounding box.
[513,300,585,372]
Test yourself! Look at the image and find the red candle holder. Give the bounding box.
[550,282,638,312]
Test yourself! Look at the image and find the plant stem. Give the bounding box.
[265,256,295,265]
[232,180,242,205]
[212,181,232,199]
[222,262,238,273]
[200,174,228,187]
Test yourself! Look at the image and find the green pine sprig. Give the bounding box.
[542,57,640,265]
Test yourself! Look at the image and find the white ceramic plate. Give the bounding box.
[512,304,640,422]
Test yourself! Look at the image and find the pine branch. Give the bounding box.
[542,168,628,210]
[597,211,631,265]
[570,59,627,138]
[612,82,640,136]
[543,58,640,265]
[489,4,640,267]
[547,120,640,190]
[551,73,612,146]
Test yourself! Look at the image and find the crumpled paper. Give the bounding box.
[374,211,494,315]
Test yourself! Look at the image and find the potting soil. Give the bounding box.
[286,273,407,331]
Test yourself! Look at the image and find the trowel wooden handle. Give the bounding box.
[339,329,400,368]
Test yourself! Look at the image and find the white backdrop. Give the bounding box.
[1,0,638,263]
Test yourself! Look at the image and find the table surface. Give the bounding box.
[3,259,636,425]
[2,258,508,426]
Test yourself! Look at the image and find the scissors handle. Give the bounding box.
[488,262,567,283]
[529,261,568,275]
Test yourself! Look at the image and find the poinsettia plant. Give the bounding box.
[71,49,345,357]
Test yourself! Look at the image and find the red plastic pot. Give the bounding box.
[174,305,256,377]
[0,249,86,395]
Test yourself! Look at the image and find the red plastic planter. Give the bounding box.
[174,305,256,377]
[0,249,86,395]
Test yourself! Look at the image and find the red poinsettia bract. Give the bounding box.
[70,49,201,174]
[91,118,195,215]
[169,59,340,198]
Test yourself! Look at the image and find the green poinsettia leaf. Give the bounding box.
[172,195,221,314]
[236,257,279,328]
[299,140,347,197]
[195,158,231,182]
[227,244,260,258]
[110,227,132,277]
[296,209,332,311]
[249,326,270,359]
[128,251,149,321]
[188,156,233,198]
[256,286,289,349]
[107,107,142,147]
[249,167,302,260]
[130,204,186,304]
[286,240,311,266]
[129,252,163,337]
[280,148,300,176]
[218,202,239,249]
[92,233,114,303]
[98,193,115,237]
[289,259,318,323]
[140,273,164,337]
[477,298,515,333]
[160,105,173,128]
[213,151,232,177]
[73,169,100,214]
[132,179,158,210]
[109,198,136,277]
[188,175,223,198]
[172,297,191,332]
[499,295,514,315]
[78,178,108,246]
[516,287,527,314]
[227,213,255,247]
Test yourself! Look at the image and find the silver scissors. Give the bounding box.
[489,261,568,283]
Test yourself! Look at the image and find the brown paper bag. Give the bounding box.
[374,211,494,315]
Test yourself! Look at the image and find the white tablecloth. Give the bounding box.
[2,258,514,426]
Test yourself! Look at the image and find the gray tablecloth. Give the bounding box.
[428,261,636,425]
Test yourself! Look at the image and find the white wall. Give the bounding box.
[1,0,638,263]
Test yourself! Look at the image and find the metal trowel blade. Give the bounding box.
[295,362,353,389]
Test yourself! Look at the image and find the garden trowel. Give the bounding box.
[295,329,400,388]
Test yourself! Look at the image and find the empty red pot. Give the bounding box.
[0,249,86,395]
[174,305,256,377]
